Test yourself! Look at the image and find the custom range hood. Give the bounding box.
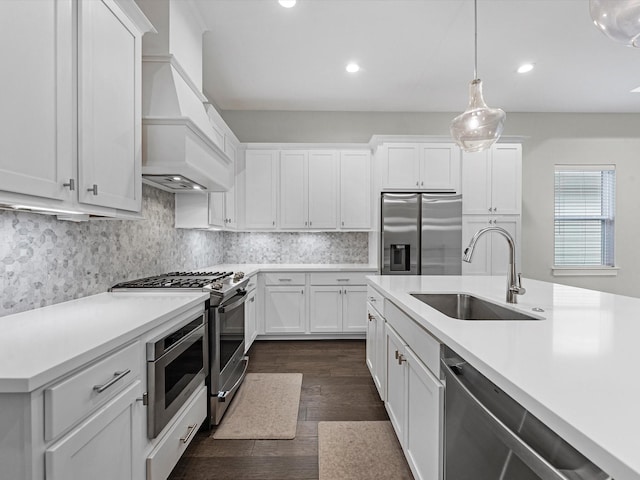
[137,0,233,192]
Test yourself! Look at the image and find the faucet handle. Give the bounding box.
[517,273,526,294]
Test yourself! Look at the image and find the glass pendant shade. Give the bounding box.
[450,79,506,153]
[590,0,640,47]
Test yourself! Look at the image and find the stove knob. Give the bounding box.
[233,271,245,282]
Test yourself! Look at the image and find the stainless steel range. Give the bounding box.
[111,270,250,427]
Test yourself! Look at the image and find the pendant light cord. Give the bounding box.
[474,0,478,80]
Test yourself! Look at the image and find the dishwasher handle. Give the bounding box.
[441,359,571,480]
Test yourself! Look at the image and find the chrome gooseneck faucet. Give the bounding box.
[463,226,526,304]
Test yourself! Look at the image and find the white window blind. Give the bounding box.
[554,165,615,267]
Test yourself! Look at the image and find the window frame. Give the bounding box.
[552,164,618,277]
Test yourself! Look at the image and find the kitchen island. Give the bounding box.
[367,274,639,480]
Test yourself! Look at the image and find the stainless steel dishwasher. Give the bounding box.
[441,346,612,480]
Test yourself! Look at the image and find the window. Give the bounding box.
[554,165,615,268]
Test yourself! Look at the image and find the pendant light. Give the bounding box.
[450,0,505,153]
[590,0,640,47]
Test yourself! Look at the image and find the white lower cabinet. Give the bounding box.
[366,302,385,400]
[45,380,143,480]
[264,286,307,334]
[309,286,367,333]
[146,385,207,480]
[383,315,443,480]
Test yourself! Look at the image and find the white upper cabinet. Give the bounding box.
[279,151,308,229]
[340,150,371,230]
[244,150,278,229]
[0,0,152,215]
[78,0,143,212]
[381,143,460,192]
[462,144,522,215]
[0,0,74,202]
[308,151,339,229]
[279,150,338,230]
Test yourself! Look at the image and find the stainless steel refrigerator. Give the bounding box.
[380,193,462,275]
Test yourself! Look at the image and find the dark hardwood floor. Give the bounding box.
[168,340,400,480]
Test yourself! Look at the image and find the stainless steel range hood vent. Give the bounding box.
[142,174,205,191]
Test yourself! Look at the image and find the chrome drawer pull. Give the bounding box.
[336,278,350,282]
[93,369,131,393]
[180,424,198,443]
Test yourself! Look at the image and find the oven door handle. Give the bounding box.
[218,356,249,402]
[218,290,248,313]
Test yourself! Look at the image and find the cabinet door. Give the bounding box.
[490,216,520,276]
[280,151,308,229]
[385,324,406,445]
[308,151,338,229]
[383,144,420,189]
[340,151,371,229]
[343,287,367,332]
[374,309,386,401]
[491,144,522,215]
[45,381,142,480]
[461,150,492,214]
[245,150,278,229]
[0,0,74,201]
[264,286,306,333]
[245,290,257,353]
[208,192,226,228]
[309,286,342,332]
[78,0,142,211]
[419,144,460,192]
[404,347,444,480]
[461,216,492,275]
[366,304,377,377]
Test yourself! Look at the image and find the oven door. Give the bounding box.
[147,315,207,439]
[211,289,249,425]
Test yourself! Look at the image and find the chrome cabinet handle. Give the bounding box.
[180,424,198,443]
[367,313,374,321]
[93,369,131,393]
[398,354,406,365]
[87,184,98,195]
[272,220,275,226]
[63,179,75,191]
[368,296,376,302]
[394,350,400,360]
[250,297,255,302]
[488,207,492,212]
[305,221,308,226]
[336,279,350,282]
[309,221,312,226]
[416,181,419,186]
[279,278,292,282]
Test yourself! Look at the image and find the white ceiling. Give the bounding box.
[193,0,640,113]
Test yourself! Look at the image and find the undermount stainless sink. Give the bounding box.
[411,293,541,321]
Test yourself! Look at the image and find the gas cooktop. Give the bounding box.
[110,270,247,297]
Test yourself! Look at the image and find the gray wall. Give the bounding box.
[223,110,640,297]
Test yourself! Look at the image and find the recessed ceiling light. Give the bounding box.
[278,0,296,8]
[193,185,203,190]
[346,63,360,73]
[517,63,535,74]
[631,86,640,93]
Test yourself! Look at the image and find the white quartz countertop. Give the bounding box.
[367,275,640,480]
[0,292,209,393]
[210,263,378,276]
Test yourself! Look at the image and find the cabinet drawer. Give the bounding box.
[386,301,441,375]
[147,384,207,480]
[367,286,385,316]
[263,272,306,285]
[309,271,368,285]
[44,341,141,441]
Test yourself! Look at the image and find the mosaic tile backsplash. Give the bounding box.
[223,231,369,264]
[0,185,224,317]
[0,186,369,317]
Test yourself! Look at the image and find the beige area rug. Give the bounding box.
[213,373,302,440]
[318,421,413,480]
